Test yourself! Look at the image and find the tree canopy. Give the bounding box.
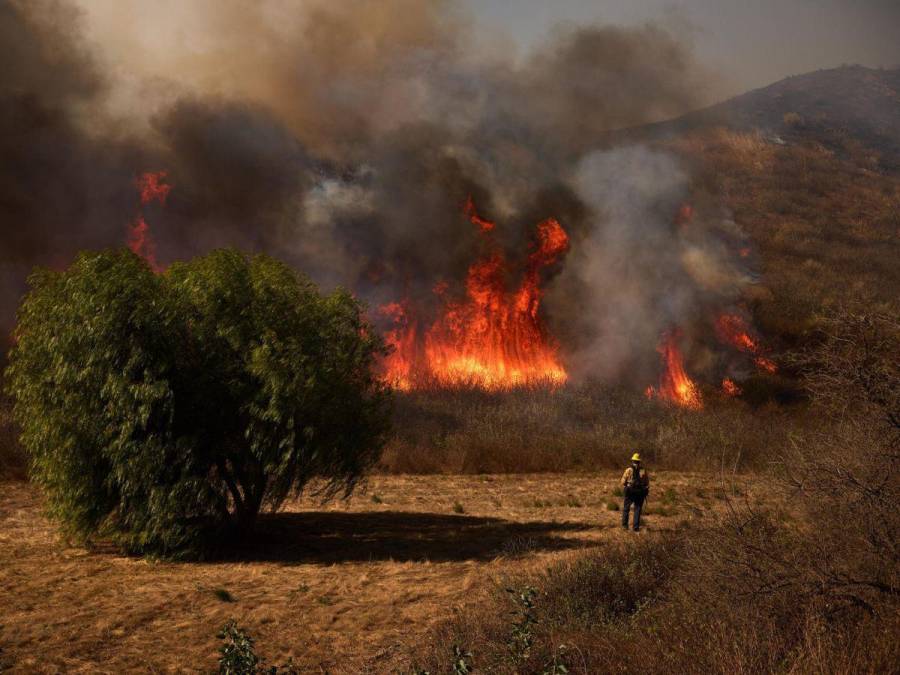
[5,248,391,556]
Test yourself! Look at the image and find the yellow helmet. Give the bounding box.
[631,453,641,462]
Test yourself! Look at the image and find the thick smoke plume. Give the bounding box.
[1,0,751,390]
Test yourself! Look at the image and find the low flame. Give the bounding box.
[381,200,568,390]
[646,329,703,409]
[722,377,742,396]
[754,356,777,373]
[715,312,777,373]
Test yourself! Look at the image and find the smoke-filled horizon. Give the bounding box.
[472,0,900,100]
[1,0,773,390]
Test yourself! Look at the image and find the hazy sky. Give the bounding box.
[69,0,900,108]
[470,0,900,98]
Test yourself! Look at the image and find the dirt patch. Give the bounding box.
[0,473,746,673]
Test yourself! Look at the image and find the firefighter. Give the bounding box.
[621,452,650,531]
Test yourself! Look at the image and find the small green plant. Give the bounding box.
[612,486,624,497]
[562,495,582,508]
[542,645,570,675]
[217,620,297,674]
[214,588,235,603]
[217,620,261,674]
[317,595,335,606]
[451,645,474,674]
[452,501,465,514]
[606,500,620,511]
[507,586,539,664]
[371,493,383,504]
[662,487,678,505]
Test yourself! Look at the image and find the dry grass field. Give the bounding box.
[0,472,753,673]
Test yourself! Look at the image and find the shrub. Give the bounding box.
[218,620,261,674]
[410,536,682,674]
[217,620,297,674]
[5,249,391,556]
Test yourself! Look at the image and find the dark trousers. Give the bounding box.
[622,490,645,531]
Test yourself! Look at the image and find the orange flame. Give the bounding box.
[381,200,568,390]
[128,171,170,273]
[754,356,777,373]
[715,312,777,373]
[647,330,703,409]
[463,195,495,232]
[722,377,742,396]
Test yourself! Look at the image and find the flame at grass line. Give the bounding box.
[715,312,777,373]
[381,199,569,391]
[646,329,703,410]
[128,171,171,273]
[722,377,742,396]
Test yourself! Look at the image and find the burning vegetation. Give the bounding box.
[645,329,703,410]
[378,190,777,409]
[381,200,569,391]
[1,1,785,411]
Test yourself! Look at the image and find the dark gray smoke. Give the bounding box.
[0,0,145,340]
[1,0,747,384]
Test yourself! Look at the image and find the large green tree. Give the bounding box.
[6,249,390,555]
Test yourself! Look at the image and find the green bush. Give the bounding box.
[217,620,298,674]
[218,620,261,674]
[5,249,391,556]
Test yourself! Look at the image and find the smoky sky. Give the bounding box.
[473,0,900,100]
[0,0,807,381]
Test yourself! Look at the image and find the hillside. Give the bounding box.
[642,65,900,172]
[638,66,900,344]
